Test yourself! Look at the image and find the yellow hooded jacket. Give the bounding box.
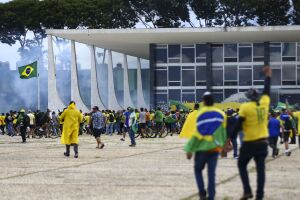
[59,103,82,145]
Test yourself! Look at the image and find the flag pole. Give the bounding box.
[37,60,40,111]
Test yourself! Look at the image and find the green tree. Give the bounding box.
[292,0,300,25]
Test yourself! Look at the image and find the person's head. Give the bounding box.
[157,107,161,111]
[52,111,56,115]
[282,108,287,114]
[271,112,276,118]
[227,109,233,116]
[69,101,76,106]
[246,88,259,102]
[194,103,200,110]
[92,106,99,113]
[140,107,144,112]
[202,92,214,106]
[130,108,134,113]
[19,109,25,114]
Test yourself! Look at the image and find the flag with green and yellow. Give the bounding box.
[18,61,38,79]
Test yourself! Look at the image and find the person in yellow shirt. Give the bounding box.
[0,113,5,134]
[224,66,271,200]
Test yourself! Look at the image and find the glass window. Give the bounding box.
[239,69,252,85]
[272,68,281,85]
[297,45,300,61]
[182,69,195,86]
[212,69,223,86]
[196,66,206,81]
[169,89,181,101]
[112,51,125,107]
[196,44,206,58]
[270,46,281,62]
[156,94,168,104]
[182,48,195,63]
[182,94,195,102]
[168,66,181,81]
[155,70,167,86]
[224,65,237,80]
[282,43,296,57]
[224,43,237,57]
[224,89,238,98]
[212,44,223,63]
[239,47,252,62]
[253,43,264,57]
[253,65,264,80]
[297,69,300,85]
[155,48,167,63]
[196,89,206,102]
[168,45,180,58]
[282,64,296,80]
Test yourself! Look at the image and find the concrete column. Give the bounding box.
[107,50,123,110]
[90,45,106,110]
[137,58,148,109]
[70,40,90,113]
[47,35,65,111]
[123,54,135,109]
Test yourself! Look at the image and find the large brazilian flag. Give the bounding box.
[18,61,38,79]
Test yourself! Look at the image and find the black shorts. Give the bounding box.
[93,128,103,138]
[283,131,291,142]
[139,123,146,129]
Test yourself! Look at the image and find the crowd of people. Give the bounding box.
[1,66,300,199]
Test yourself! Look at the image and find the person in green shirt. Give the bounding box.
[154,107,164,135]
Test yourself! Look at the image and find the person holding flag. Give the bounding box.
[180,92,227,200]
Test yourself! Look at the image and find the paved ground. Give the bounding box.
[0,134,299,200]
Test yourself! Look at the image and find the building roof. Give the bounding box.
[46,26,300,59]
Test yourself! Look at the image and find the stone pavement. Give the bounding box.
[0,134,299,200]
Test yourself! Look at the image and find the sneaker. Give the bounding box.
[74,154,78,158]
[100,144,105,149]
[286,151,292,156]
[240,193,253,200]
[120,138,125,141]
[64,152,70,157]
[275,148,279,156]
[129,144,136,147]
[234,156,239,159]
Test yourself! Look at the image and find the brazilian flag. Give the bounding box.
[18,61,38,79]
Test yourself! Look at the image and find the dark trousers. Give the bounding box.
[128,128,136,145]
[194,152,219,200]
[269,136,278,157]
[231,138,238,157]
[238,141,268,199]
[66,144,78,155]
[20,126,27,142]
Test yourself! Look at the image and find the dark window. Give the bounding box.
[282,43,296,57]
[156,94,168,104]
[212,69,223,86]
[155,70,167,86]
[155,48,167,63]
[168,66,181,81]
[182,48,195,63]
[224,58,238,62]
[253,65,264,80]
[224,89,238,98]
[168,45,180,58]
[224,65,237,80]
[297,69,300,85]
[239,69,252,86]
[270,46,281,62]
[182,70,195,86]
[224,81,238,86]
[212,45,223,63]
[239,47,252,62]
[196,44,206,58]
[196,66,206,81]
[298,46,300,61]
[169,89,181,101]
[282,64,296,80]
[272,69,281,85]
[253,43,264,57]
[224,44,237,57]
[182,94,195,102]
[196,89,206,102]
[169,82,180,86]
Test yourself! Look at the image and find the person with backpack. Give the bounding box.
[278,108,293,156]
[17,109,30,143]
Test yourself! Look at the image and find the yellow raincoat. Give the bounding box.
[59,103,82,145]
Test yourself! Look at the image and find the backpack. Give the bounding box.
[109,114,115,122]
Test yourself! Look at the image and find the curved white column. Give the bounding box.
[47,35,66,111]
[107,50,123,110]
[123,54,135,109]
[90,45,106,110]
[137,58,148,109]
[70,40,90,113]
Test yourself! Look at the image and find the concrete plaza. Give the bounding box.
[0,134,299,200]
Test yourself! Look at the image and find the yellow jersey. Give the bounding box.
[293,111,300,133]
[84,116,90,125]
[239,95,270,142]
